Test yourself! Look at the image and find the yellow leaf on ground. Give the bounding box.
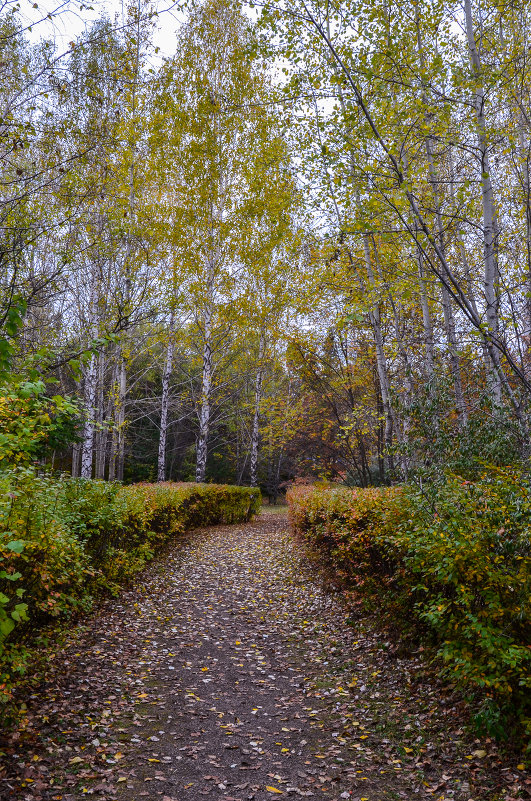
[266,787,283,794]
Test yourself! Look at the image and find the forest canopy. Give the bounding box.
[2,0,531,492]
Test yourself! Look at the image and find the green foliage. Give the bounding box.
[0,474,261,708]
[0,296,27,377]
[0,470,91,704]
[288,470,531,746]
[0,380,81,467]
[405,379,522,480]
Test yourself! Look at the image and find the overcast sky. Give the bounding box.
[22,0,185,59]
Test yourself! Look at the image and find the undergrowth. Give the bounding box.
[287,468,531,751]
[0,472,261,715]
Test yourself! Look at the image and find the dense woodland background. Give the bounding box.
[3,0,531,493]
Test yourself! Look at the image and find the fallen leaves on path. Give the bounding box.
[0,514,528,800]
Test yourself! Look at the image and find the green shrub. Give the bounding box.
[287,469,531,746]
[0,380,80,467]
[0,473,260,707]
[85,482,261,587]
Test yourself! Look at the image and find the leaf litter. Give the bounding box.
[0,512,528,801]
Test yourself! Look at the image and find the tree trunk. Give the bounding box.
[273,448,283,504]
[423,148,467,425]
[94,348,106,479]
[115,349,127,482]
[196,301,213,483]
[412,11,467,426]
[108,359,118,482]
[440,282,468,425]
[372,236,413,476]
[312,5,531,400]
[517,123,531,364]
[375,368,385,483]
[330,62,397,469]
[250,330,266,487]
[362,234,395,474]
[448,149,493,384]
[464,0,503,406]
[417,252,435,381]
[111,10,139,482]
[72,442,81,478]
[80,352,97,479]
[158,315,175,482]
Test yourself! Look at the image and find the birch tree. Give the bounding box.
[261,0,531,471]
[156,0,299,483]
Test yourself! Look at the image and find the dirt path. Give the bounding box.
[1,513,528,801]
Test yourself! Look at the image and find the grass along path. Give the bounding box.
[0,512,528,801]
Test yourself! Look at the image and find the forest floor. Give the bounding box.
[1,511,529,801]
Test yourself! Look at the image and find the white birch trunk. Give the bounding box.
[80,260,100,480]
[80,352,97,479]
[94,349,106,479]
[110,11,139,482]
[332,61,395,460]
[464,0,503,406]
[417,253,435,380]
[157,315,175,482]
[330,64,399,469]
[412,13,468,425]
[362,234,395,473]
[422,153,467,425]
[115,350,127,482]
[250,330,266,487]
[371,237,412,474]
[391,304,411,478]
[107,357,118,481]
[449,152,493,382]
[196,300,213,483]
[440,283,468,426]
[517,123,531,358]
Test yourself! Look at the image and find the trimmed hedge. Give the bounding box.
[287,471,531,745]
[0,473,261,706]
